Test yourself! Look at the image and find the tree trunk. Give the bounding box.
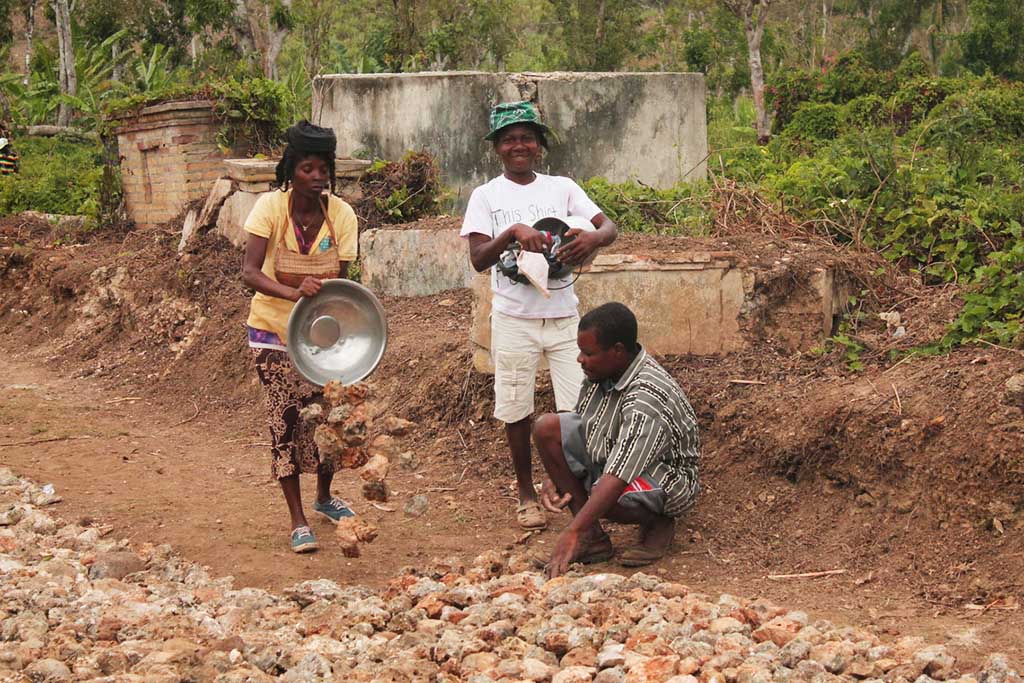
[23,0,37,86]
[112,41,122,82]
[745,16,770,142]
[53,0,77,127]
[724,0,772,143]
[820,0,831,66]
[235,0,290,79]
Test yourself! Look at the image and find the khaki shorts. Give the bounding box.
[491,309,585,423]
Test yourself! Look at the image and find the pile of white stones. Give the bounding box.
[0,466,1020,683]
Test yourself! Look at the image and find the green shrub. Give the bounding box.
[842,94,888,130]
[579,177,713,235]
[889,76,966,132]
[0,137,105,222]
[822,52,886,103]
[894,52,930,81]
[782,102,842,141]
[733,60,1023,350]
[767,69,823,134]
[945,237,1024,347]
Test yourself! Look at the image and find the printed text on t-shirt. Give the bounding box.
[490,203,559,231]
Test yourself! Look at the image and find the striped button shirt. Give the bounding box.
[576,347,700,517]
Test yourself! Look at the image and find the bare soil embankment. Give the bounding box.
[0,212,1022,668]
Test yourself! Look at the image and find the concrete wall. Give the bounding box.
[360,228,474,297]
[470,252,747,372]
[313,72,707,208]
[113,101,226,229]
[470,252,844,373]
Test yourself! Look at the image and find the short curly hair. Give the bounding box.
[579,302,639,352]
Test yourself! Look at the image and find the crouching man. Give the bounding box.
[533,302,700,578]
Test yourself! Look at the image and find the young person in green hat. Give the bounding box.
[460,100,617,531]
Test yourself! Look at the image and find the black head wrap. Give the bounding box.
[286,120,337,154]
[275,120,338,191]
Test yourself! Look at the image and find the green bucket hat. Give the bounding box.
[484,101,552,141]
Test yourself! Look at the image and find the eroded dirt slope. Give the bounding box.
[1,213,1022,666]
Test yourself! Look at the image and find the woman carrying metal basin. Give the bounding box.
[241,121,359,554]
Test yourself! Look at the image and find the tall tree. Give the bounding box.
[52,0,77,126]
[235,0,293,79]
[23,0,37,85]
[293,0,337,77]
[722,0,772,142]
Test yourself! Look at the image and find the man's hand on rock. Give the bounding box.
[547,528,580,579]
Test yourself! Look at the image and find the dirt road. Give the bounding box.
[1,352,1020,668]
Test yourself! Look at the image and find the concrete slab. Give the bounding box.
[215,191,260,248]
[360,228,473,297]
[223,158,372,182]
[537,73,708,186]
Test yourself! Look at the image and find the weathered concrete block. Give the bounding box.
[470,252,844,373]
[537,72,707,187]
[313,71,706,208]
[360,227,473,297]
[314,72,520,208]
[215,191,260,248]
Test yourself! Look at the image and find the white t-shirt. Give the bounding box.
[460,173,602,319]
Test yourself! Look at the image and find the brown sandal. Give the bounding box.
[618,546,666,567]
[516,501,547,530]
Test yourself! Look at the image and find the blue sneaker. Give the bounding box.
[313,497,356,524]
[290,525,318,553]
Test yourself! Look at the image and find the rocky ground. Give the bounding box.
[2,467,1021,683]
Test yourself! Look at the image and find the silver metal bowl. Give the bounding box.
[286,279,388,386]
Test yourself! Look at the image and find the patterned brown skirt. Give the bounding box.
[252,348,336,480]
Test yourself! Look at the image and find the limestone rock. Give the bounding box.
[335,518,379,557]
[25,658,72,683]
[398,451,420,470]
[326,405,351,425]
[362,480,388,502]
[299,403,323,422]
[598,643,627,669]
[1004,373,1024,405]
[340,447,369,469]
[284,579,343,607]
[359,454,391,482]
[313,424,345,459]
[369,434,401,459]
[554,665,597,683]
[404,494,429,518]
[87,551,145,580]
[753,617,802,647]
[596,668,626,683]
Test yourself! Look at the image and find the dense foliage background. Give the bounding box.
[1,0,1021,349]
